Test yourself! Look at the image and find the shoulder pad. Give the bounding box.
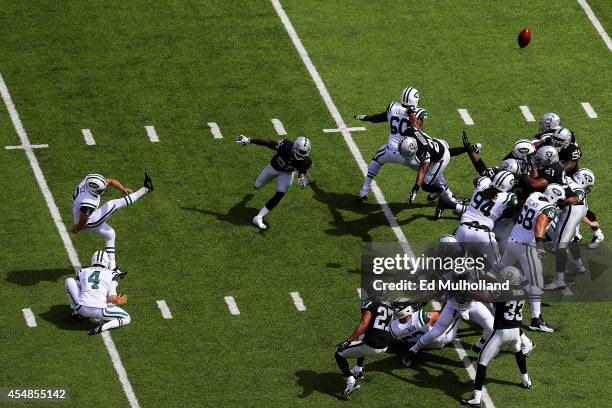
[541,205,559,219]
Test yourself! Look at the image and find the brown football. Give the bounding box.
[518,28,531,48]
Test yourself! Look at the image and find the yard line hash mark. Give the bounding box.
[156,300,173,319]
[581,102,598,118]
[272,118,287,135]
[145,125,159,142]
[224,296,240,315]
[82,129,96,145]
[290,292,306,311]
[208,122,223,139]
[457,109,475,125]
[519,106,535,122]
[578,0,612,53]
[0,73,141,408]
[356,287,362,299]
[22,308,37,327]
[271,3,495,407]
[5,143,48,150]
[323,126,366,133]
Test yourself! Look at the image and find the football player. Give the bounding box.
[493,183,566,332]
[532,112,562,141]
[460,266,533,407]
[390,302,455,349]
[523,145,565,190]
[236,135,311,230]
[353,87,426,201]
[72,173,153,275]
[335,296,392,397]
[65,250,131,335]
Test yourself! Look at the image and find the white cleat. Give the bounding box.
[252,216,267,230]
[342,380,360,397]
[356,189,368,202]
[588,229,604,249]
[350,367,364,380]
[544,279,566,290]
[521,377,532,389]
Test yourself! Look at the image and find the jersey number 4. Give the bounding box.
[472,192,494,216]
[503,300,525,321]
[373,306,390,330]
[88,271,101,289]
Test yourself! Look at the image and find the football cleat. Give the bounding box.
[522,341,536,357]
[521,377,532,389]
[71,311,82,320]
[112,267,128,281]
[569,262,586,274]
[460,397,482,407]
[588,229,604,249]
[356,190,368,202]
[435,198,447,219]
[402,350,416,367]
[252,216,267,230]
[544,279,566,290]
[528,316,555,333]
[143,172,154,192]
[342,381,360,397]
[88,324,103,336]
[350,367,364,380]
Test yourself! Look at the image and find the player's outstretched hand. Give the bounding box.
[70,224,80,234]
[462,130,471,148]
[116,294,128,305]
[354,114,368,121]
[298,175,309,189]
[409,188,418,205]
[336,340,350,352]
[122,188,134,195]
[236,135,250,146]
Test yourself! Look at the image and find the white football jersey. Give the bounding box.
[78,266,116,308]
[386,101,428,150]
[461,177,518,230]
[510,192,559,243]
[72,178,100,224]
[390,310,430,343]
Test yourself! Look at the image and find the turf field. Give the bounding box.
[1,1,611,407]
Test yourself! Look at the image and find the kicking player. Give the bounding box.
[461,266,533,407]
[65,250,131,335]
[71,173,154,276]
[335,296,392,397]
[236,135,312,230]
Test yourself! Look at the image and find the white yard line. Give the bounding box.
[519,106,535,122]
[5,143,48,150]
[156,300,173,319]
[22,308,37,327]
[271,118,287,135]
[578,0,612,53]
[581,102,598,118]
[224,296,240,315]
[145,125,159,142]
[270,3,495,406]
[323,126,366,133]
[0,74,141,408]
[81,129,96,145]
[457,108,475,125]
[290,292,306,311]
[208,122,223,139]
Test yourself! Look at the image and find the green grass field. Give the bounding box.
[1,1,611,407]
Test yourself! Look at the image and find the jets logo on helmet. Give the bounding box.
[499,158,520,175]
[85,174,107,196]
[499,266,526,287]
[399,136,418,157]
[539,112,561,133]
[573,168,595,193]
[533,146,559,168]
[492,170,515,192]
[400,87,420,111]
[550,127,572,151]
[291,136,311,159]
[543,183,566,203]
[511,140,535,161]
[90,250,110,269]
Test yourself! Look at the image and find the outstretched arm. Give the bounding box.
[354,111,387,123]
[107,178,133,195]
[235,135,278,149]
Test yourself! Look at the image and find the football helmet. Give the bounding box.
[399,136,418,157]
[436,234,464,260]
[492,170,515,192]
[550,127,572,151]
[292,136,311,159]
[394,302,414,319]
[90,250,110,269]
[573,168,595,193]
[538,112,561,133]
[85,174,107,196]
[511,139,536,161]
[543,183,566,203]
[400,87,420,110]
[533,146,559,168]
[499,158,520,174]
[499,266,526,287]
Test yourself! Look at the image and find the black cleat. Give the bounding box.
[112,267,128,281]
[528,316,554,333]
[88,325,103,336]
[402,350,416,367]
[144,172,154,192]
[71,311,82,320]
[435,198,446,219]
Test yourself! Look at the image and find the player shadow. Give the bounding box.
[38,305,94,331]
[5,268,73,286]
[294,370,347,400]
[181,194,258,227]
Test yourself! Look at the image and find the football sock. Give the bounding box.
[356,358,364,368]
[554,249,567,275]
[346,376,355,384]
[256,207,270,218]
[106,246,116,271]
[334,352,352,378]
[101,317,130,332]
[474,364,486,391]
[514,351,528,374]
[521,373,530,382]
[264,192,285,212]
[473,390,482,403]
[115,187,148,209]
[530,301,541,319]
[362,160,382,192]
[555,272,565,282]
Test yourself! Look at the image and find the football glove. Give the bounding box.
[298,175,309,189]
[461,130,471,148]
[409,185,420,205]
[236,135,250,146]
[336,340,351,352]
[354,114,368,121]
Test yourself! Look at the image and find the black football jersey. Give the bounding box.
[407,128,446,163]
[361,299,392,348]
[540,162,564,184]
[269,140,312,173]
[493,299,526,329]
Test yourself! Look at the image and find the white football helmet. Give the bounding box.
[292,136,311,159]
[550,127,572,151]
[543,183,566,204]
[85,174,107,196]
[492,170,516,192]
[399,136,418,157]
[499,266,526,287]
[395,303,414,319]
[511,140,536,161]
[573,168,595,193]
[539,112,561,133]
[90,250,110,269]
[533,146,559,168]
[499,158,520,175]
[400,87,420,110]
